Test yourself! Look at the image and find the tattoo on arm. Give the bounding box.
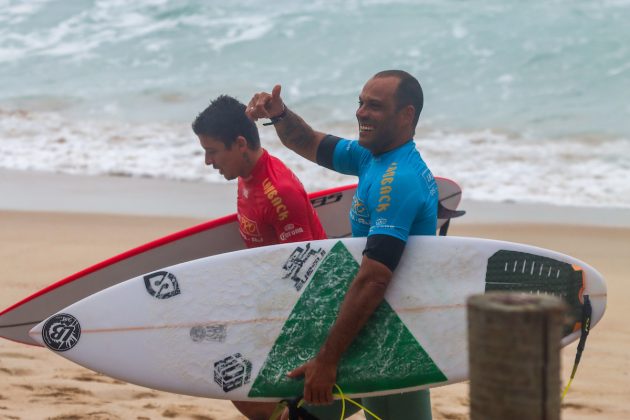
[274,108,320,161]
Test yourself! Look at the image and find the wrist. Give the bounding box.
[262,104,287,126]
[317,344,342,366]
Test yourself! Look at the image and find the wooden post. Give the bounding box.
[467,292,566,420]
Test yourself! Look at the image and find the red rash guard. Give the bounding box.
[237,149,326,247]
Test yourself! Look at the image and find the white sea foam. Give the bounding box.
[2,1,43,22]
[1,109,629,209]
[1,0,628,210]
[1,0,628,137]
[206,17,275,51]
[451,23,468,40]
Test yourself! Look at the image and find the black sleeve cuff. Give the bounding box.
[316,134,341,170]
[363,234,406,272]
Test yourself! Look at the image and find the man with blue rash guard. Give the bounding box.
[247,70,436,420]
[329,137,437,240]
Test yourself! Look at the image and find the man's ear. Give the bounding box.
[401,104,415,125]
[235,135,248,150]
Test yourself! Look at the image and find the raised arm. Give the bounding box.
[247,85,327,163]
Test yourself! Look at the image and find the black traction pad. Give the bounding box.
[485,250,584,336]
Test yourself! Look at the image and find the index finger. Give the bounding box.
[253,92,272,116]
[245,93,269,120]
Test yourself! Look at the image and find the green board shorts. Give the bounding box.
[303,389,432,420]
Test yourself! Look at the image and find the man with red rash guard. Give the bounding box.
[192,94,326,420]
[236,148,325,248]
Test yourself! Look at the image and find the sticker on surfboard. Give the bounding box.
[310,191,344,208]
[143,271,180,299]
[214,353,252,393]
[42,313,81,352]
[282,243,327,291]
[190,324,227,343]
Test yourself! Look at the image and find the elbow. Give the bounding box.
[363,275,391,296]
[356,266,392,299]
[354,258,394,299]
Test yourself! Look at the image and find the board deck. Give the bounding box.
[29,236,606,401]
[0,178,463,345]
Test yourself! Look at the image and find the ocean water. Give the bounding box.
[1,0,629,208]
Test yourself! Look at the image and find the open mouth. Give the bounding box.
[359,124,374,133]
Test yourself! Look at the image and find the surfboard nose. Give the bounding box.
[28,321,46,347]
[30,313,82,351]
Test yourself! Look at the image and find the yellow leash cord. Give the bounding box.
[269,401,287,420]
[269,384,383,420]
[333,384,383,420]
[561,295,592,401]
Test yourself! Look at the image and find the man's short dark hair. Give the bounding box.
[192,95,260,150]
[374,70,424,128]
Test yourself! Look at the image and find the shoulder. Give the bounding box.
[374,154,436,202]
[334,138,373,172]
[266,153,291,173]
[262,156,308,199]
[337,138,370,157]
[396,143,433,185]
[264,153,296,182]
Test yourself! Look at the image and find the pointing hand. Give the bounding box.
[246,84,285,121]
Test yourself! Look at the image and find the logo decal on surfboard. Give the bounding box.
[282,243,327,291]
[214,353,252,392]
[190,324,227,342]
[143,271,181,299]
[310,192,343,208]
[42,313,81,352]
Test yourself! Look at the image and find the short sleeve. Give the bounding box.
[332,139,372,176]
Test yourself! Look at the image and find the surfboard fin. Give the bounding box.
[438,202,466,236]
[272,397,319,420]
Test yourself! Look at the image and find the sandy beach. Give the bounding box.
[1,171,629,419]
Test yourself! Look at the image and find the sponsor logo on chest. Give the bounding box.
[350,195,370,226]
[422,168,438,196]
[377,162,397,213]
[238,214,261,236]
[262,178,289,221]
[279,223,305,241]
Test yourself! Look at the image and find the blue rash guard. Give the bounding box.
[331,138,438,241]
[307,135,438,420]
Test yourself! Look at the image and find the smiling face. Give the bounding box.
[356,76,414,154]
[198,135,248,181]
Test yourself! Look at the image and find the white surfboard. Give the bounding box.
[29,236,606,401]
[0,178,463,346]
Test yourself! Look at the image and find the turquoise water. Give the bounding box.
[2,0,629,136]
[1,0,629,207]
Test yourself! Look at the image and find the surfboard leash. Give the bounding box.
[268,385,383,420]
[561,294,592,400]
[269,401,288,420]
[333,384,383,420]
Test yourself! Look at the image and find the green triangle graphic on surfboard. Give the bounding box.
[248,241,447,398]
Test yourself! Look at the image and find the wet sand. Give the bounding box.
[1,172,628,419]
